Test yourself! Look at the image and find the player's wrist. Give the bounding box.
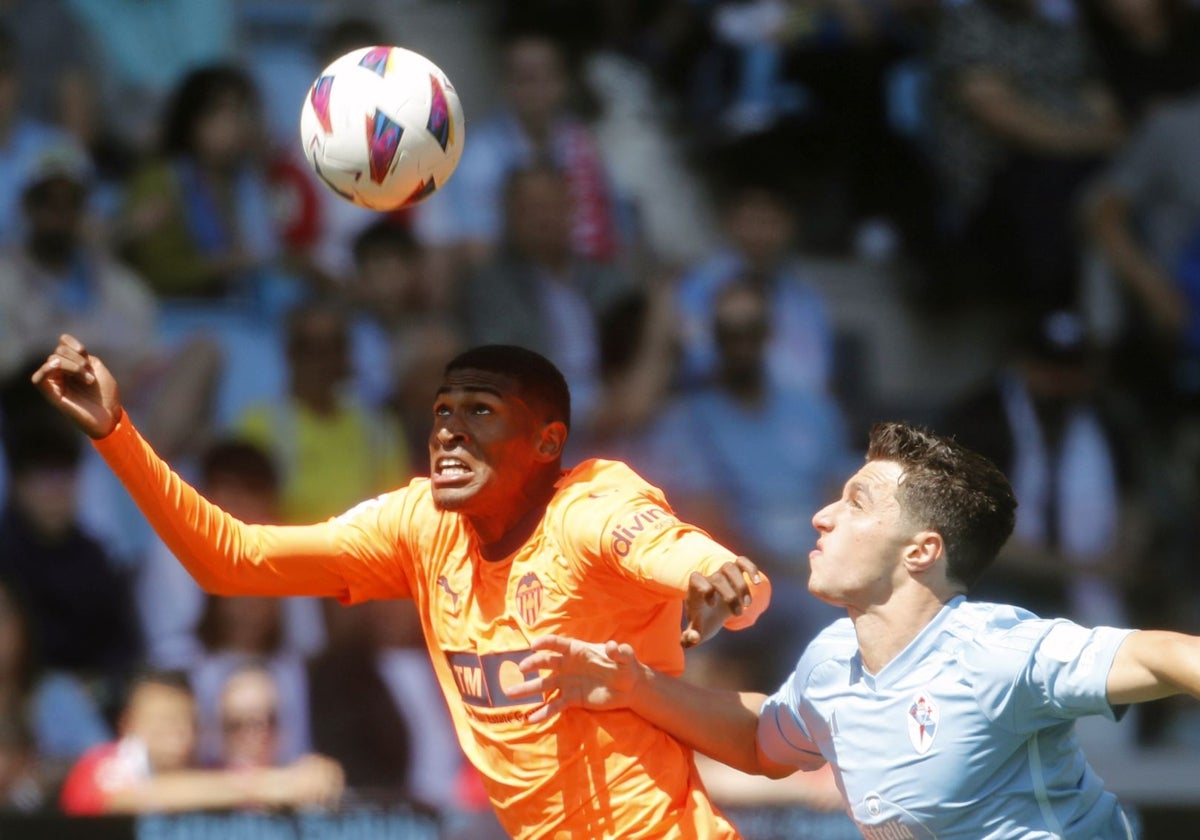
[627,661,657,714]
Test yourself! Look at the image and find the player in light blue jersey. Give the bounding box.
[506,422,1200,839]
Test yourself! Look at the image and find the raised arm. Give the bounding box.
[32,336,403,601]
[1106,630,1200,705]
[508,635,795,778]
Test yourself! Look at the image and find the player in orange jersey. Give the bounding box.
[33,335,771,839]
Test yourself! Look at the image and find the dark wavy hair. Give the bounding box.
[160,63,259,157]
[867,422,1017,589]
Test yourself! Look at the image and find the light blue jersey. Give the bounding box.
[758,597,1138,839]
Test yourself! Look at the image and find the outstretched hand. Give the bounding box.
[505,635,644,723]
[681,556,762,648]
[30,334,123,439]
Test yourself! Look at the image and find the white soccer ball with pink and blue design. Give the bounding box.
[299,45,464,211]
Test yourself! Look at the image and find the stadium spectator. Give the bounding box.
[930,0,1124,316]
[190,592,314,770]
[117,64,287,307]
[674,181,835,396]
[0,142,221,462]
[59,670,342,815]
[412,31,623,285]
[344,221,448,410]
[0,376,139,763]
[508,422,1200,837]
[137,439,325,674]
[386,321,467,475]
[33,336,770,839]
[0,0,100,128]
[939,310,1162,628]
[638,280,852,687]
[1084,90,1200,424]
[1079,0,1200,125]
[215,662,283,770]
[234,300,409,524]
[458,163,675,455]
[0,25,79,250]
[307,597,460,811]
[62,0,236,151]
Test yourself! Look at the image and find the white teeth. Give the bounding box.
[437,458,469,476]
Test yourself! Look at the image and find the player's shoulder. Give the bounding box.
[950,600,1047,642]
[948,599,1071,677]
[548,459,674,542]
[790,617,858,689]
[334,476,440,525]
[553,458,664,508]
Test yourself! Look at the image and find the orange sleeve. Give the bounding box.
[561,464,770,630]
[92,414,414,602]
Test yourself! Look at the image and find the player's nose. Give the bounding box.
[434,421,466,446]
[812,501,836,531]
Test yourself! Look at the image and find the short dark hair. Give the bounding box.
[444,345,571,430]
[867,422,1016,589]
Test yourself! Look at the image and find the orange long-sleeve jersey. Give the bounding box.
[95,417,770,839]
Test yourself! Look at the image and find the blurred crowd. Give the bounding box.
[3,0,1200,824]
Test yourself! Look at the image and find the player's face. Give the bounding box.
[808,460,913,610]
[428,369,551,515]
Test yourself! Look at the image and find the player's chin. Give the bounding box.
[431,485,477,511]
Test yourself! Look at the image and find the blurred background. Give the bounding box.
[2,0,1200,836]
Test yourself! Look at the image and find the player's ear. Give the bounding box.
[535,421,567,461]
[903,531,944,574]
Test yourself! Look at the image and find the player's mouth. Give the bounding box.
[432,456,475,488]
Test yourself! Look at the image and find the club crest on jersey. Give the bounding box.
[907,691,939,755]
[515,572,543,626]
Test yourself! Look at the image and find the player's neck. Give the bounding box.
[469,471,560,562]
[850,593,948,674]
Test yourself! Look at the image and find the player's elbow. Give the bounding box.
[754,741,810,779]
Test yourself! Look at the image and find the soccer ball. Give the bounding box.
[299,45,465,211]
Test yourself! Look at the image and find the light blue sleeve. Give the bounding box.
[756,623,852,769]
[963,618,1135,735]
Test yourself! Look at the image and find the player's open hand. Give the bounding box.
[30,334,123,439]
[682,556,762,648]
[505,635,644,723]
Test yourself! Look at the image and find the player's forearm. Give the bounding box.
[630,668,777,776]
[1108,630,1200,704]
[92,415,349,598]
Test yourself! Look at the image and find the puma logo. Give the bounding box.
[437,575,461,608]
